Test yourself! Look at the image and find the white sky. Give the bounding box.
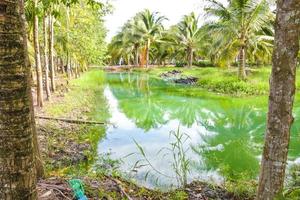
[104,0,209,41]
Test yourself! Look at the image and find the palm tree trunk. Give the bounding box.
[49,14,55,91]
[238,46,247,80]
[0,0,37,198]
[43,15,51,100]
[34,0,44,107]
[135,45,139,67]
[257,1,300,199]
[187,47,193,67]
[20,0,44,179]
[146,39,150,68]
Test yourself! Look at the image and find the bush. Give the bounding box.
[225,179,257,199]
[197,77,267,95]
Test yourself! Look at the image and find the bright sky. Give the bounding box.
[104,0,209,41]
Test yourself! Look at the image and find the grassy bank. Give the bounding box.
[37,70,195,199]
[132,66,300,96]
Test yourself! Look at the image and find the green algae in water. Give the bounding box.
[95,71,300,189]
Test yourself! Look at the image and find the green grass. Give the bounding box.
[43,70,110,177]
[133,66,300,96]
[45,70,110,119]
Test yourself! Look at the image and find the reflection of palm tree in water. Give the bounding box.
[136,73,150,93]
[193,102,266,180]
[110,73,167,131]
[169,97,205,127]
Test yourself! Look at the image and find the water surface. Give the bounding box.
[97,72,300,188]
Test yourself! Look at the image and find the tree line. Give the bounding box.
[25,0,108,107]
[108,0,275,80]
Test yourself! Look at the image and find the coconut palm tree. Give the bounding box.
[108,31,135,65]
[123,18,144,66]
[174,12,202,67]
[120,19,144,66]
[135,9,167,68]
[205,0,274,79]
[0,0,37,198]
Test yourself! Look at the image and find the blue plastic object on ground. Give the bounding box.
[68,179,88,200]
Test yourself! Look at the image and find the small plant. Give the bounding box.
[279,164,300,199]
[169,190,188,200]
[93,152,122,175]
[133,126,191,188]
[225,178,257,199]
[169,127,191,187]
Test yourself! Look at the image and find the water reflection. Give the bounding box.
[97,72,300,188]
[193,103,266,180]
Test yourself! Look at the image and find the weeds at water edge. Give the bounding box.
[133,126,191,188]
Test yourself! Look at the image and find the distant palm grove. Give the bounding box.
[108,0,274,79]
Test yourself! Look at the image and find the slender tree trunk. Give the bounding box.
[33,0,43,107]
[75,62,79,78]
[146,39,150,68]
[70,59,74,78]
[55,56,59,74]
[257,1,300,199]
[67,56,71,78]
[135,44,139,67]
[43,15,51,100]
[187,47,193,68]
[238,45,247,80]
[61,58,65,74]
[0,0,37,198]
[49,14,55,91]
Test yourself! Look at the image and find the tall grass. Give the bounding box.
[133,127,191,188]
